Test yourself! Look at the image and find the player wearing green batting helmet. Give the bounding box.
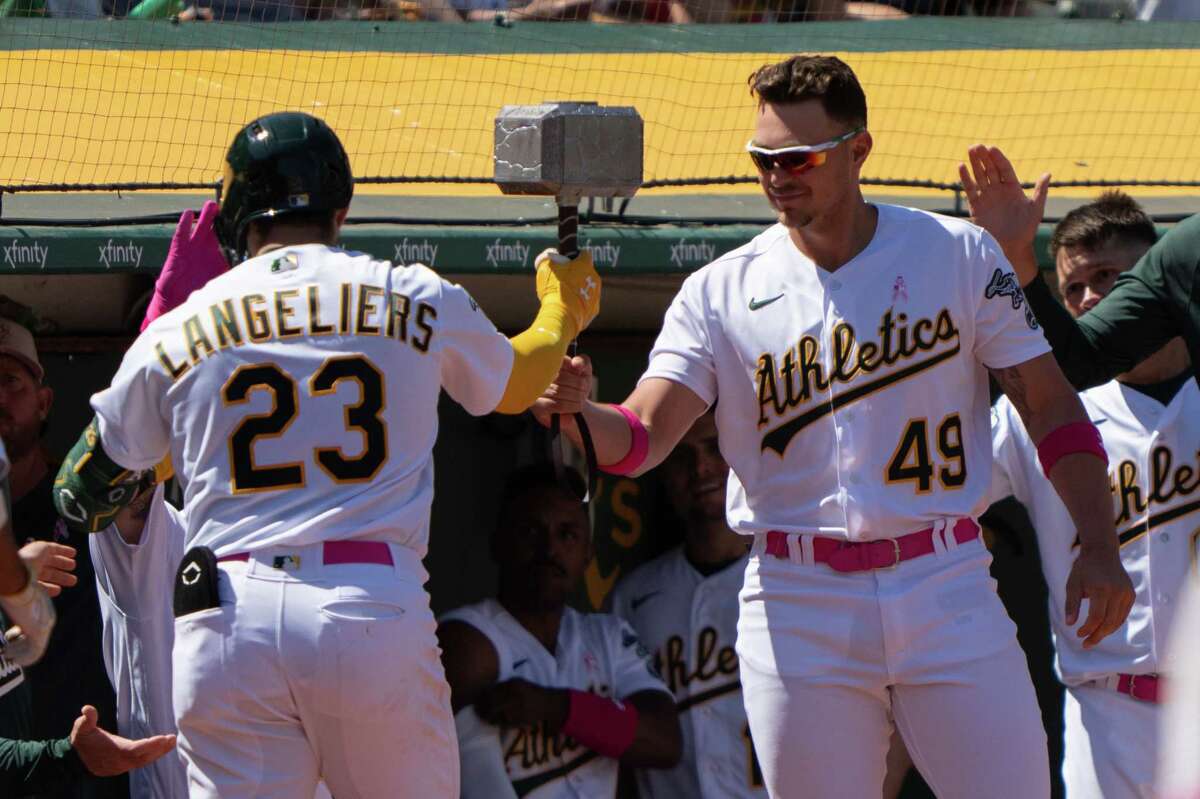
[215,111,353,262]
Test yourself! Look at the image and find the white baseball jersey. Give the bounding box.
[611,547,765,799]
[89,244,513,558]
[90,483,188,799]
[0,437,22,701]
[991,378,1200,683]
[642,205,1050,541]
[441,598,671,799]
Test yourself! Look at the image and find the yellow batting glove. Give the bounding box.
[535,249,601,334]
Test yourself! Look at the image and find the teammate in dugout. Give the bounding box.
[977,189,1188,798]
[534,54,1135,798]
[608,410,765,799]
[50,111,603,798]
[439,464,682,799]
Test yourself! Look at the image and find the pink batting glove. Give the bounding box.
[141,201,229,331]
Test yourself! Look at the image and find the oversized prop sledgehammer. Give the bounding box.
[493,102,644,500]
[493,102,644,258]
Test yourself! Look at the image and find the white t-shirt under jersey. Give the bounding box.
[90,244,513,558]
[642,205,1050,541]
[91,483,188,798]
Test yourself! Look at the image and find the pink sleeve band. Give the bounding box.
[600,404,649,476]
[1037,421,1108,477]
[561,689,639,759]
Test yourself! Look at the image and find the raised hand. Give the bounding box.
[959,144,1049,286]
[142,201,229,331]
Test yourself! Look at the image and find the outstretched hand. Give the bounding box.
[959,144,1049,286]
[71,705,177,777]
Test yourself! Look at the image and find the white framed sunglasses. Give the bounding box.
[746,127,865,175]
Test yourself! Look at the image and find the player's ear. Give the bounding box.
[37,384,53,421]
[332,208,350,236]
[850,130,872,168]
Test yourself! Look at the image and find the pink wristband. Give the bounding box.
[1037,421,1108,477]
[600,404,649,476]
[561,689,639,759]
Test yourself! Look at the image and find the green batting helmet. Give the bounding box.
[215,112,353,259]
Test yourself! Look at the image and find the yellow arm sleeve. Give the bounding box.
[495,299,579,415]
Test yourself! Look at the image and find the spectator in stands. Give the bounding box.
[438,464,682,798]
[0,310,125,799]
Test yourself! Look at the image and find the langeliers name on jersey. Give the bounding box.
[154,283,436,380]
[755,307,960,454]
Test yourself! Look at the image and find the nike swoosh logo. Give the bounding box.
[513,658,529,669]
[631,591,660,610]
[748,293,785,311]
[1092,418,1107,425]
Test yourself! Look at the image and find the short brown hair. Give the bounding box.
[1049,191,1157,261]
[748,55,868,129]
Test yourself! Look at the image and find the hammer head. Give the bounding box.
[494,102,643,205]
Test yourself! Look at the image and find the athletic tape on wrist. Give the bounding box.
[599,405,648,476]
[561,689,639,759]
[1037,421,1108,477]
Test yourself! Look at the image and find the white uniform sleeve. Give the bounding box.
[640,274,719,406]
[433,277,515,417]
[988,401,1017,505]
[989,398,1038,508]
[971,232,1052,370]
[609,617,671,701]
[91,332,173,471]
[455,707,519,799]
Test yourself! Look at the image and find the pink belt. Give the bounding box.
[217,541,394,567]
[1115,673,1160,704]
[764,519,980,573]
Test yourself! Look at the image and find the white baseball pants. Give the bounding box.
[1062,683,1158,799]
[172,542,459,799]
[738,530,1049,799]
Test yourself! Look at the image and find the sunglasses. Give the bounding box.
[746,127,865,175]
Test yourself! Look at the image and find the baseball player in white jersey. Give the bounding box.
[961,158,1195,797]
[439,464,681,798]
[535,55,1135,797]
[610,411,765,799]
[51,111,601,799]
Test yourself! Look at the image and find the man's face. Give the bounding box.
[495,486,592,610]
[1055,237,1151,318]
[661,413,728,524]
[751,100,870,230]
[0,355,49,460]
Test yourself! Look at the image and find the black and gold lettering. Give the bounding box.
[339,283,352,335]
[309,285,333,336]
[155,342,189,380]
[756,353,783,427]
[387,292,411,341]
[413,302,436,352]
[356,285,384,336]
[210,300,243,349]
[183,315,216,364]
[242,294,272,342]
[275,289,303,338]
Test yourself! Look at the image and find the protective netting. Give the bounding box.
[1,4,1198,194]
